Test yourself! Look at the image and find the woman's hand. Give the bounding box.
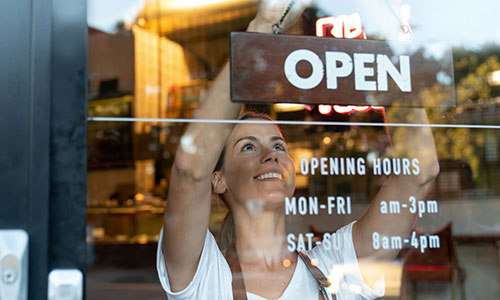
[248,0,313,33]
[353,107,439,260]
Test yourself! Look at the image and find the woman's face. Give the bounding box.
[216,122,295,210]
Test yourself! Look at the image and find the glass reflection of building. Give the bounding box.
[86,1,500,298]
[86,0,265,255]
[86,0,500,247]
[86,0,382,249]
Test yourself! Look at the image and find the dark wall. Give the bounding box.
[0,0,87,298]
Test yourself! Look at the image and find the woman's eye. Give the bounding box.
[241,143,255,152]
[274,144,286,152]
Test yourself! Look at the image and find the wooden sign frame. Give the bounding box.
[230,32,455,107]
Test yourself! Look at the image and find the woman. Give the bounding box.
[157,1,439,299]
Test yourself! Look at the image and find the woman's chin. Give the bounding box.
[246,191,291,208]
[234,185,295,213]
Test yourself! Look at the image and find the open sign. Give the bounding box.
[283,49,411,92]
[230,32,455,107]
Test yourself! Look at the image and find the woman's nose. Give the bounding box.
[262,149,279,163]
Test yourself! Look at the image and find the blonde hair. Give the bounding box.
[215,112,275,250]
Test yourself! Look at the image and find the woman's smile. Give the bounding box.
[254,169,283,181]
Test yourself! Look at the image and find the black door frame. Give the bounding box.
[0,0,87,298]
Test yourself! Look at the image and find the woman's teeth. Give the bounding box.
[256,173,282,180]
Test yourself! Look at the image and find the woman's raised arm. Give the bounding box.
[353,108,440,260]
[162,63,240,292]
[161,0,311,292]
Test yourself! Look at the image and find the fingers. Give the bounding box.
[294,0,315,11]
[279,0,313,32]
[253,0,314,33]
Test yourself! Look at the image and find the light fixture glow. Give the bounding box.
[135,193,145,202]
[168,0,229,9]
[282,259,291,267]
[487,70,500,86]
[274,103,305,112]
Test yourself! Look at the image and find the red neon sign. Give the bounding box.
[318,105,333,115]
[333,105,384,114]
[316,13,366,39]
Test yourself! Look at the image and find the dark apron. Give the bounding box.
[225,240,336,300]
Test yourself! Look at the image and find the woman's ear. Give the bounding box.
[212,171,227,194]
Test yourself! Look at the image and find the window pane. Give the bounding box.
[87,1,500,299]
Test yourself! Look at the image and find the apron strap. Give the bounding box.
[225,241,334,300]
[297,251,336,300]
[226,239,248,300]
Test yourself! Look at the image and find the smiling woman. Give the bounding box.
[213,112,295,251]
[156,0,439,300]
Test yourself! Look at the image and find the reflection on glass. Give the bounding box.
[87,0,500,299]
